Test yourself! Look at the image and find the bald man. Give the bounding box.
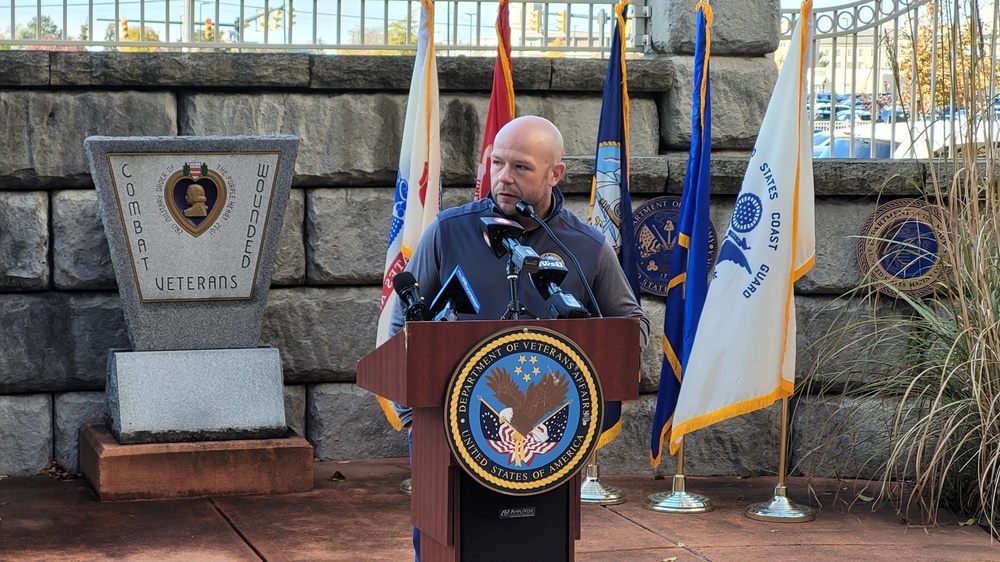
[389,115,649,420]
[388,115,648,562]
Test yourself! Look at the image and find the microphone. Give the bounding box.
[531,255,591,319]
[513,201,602,317]
[479,215,542,274]
[392,271,427,322]
[428,265,481,321]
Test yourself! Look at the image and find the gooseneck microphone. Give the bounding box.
[531,255,591,319]
[479,215,542,274]
[514,201,602,318]
[392,271,427,322]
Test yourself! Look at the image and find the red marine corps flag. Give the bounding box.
[374,0,442,430]
[473,0,515,200]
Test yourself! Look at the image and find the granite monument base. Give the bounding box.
[79,423,314,500]
[107,347,287,445]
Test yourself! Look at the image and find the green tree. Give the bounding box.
[104,21,160,52]
[895,2,999,115]
[17,15,61,40]
[344,21,414,55]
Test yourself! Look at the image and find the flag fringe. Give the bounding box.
[649,414,675,468]
[376,395,404,431]
[669,378,793,455]
[596,417,622,450]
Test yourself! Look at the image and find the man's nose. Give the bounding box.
[494,164,512,184]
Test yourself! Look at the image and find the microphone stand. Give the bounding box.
[501,257,537,320]
[515,201,625,504]
[503,257,521,320]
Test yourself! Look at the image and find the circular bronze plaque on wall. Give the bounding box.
[856,198,949,298]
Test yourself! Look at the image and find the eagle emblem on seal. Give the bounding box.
[483,367,570,467]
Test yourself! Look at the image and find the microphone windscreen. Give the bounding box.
[514,201,534,218]
[392,271,417,293]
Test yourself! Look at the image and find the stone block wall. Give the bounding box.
[0,1,930,479]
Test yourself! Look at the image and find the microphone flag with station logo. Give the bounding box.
[668,1,816,453]
[374,0,441,431]
[587,0,638,449]
[428,265,481,321]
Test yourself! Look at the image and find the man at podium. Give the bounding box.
[388,115,649,561]
[389,115,649,424]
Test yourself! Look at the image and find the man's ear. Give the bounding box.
[549,161,567,186]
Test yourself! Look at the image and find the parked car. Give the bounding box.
[812,104,852,120]
[879,107,909,122]
[836,109,872,122]
[812,131,831,157]
[816,137,895,158]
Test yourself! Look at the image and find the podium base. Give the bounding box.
[79,423,313,501]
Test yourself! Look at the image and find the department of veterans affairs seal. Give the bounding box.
[857,198,949,298]
[632,196,719,296]
[444,327,603,496]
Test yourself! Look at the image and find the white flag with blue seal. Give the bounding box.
[668,1,815,450]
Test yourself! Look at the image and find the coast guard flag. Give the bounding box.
[474,0,515,200]
[649,1,713,467]
[588,0,638,448]
[374,0,442,430]
[668,0,816,454]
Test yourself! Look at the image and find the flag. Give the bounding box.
[668,0,816,454]
[588,0,638,449]
[474,0,515,200]
[649,1,713,468]
[374,0,442,430]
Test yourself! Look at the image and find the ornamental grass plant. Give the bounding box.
[798,0,1000,536]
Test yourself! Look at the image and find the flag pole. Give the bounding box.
[643,438,713,513]
[745,397,815,521]
[580,449,626,505]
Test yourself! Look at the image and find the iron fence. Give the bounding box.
[781,0,1000,159]
[0,0,647,55]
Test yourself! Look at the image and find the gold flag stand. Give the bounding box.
[643,439,713,513]
[745,397,815,522]
[580,449,626,505]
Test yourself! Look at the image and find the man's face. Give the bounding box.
[490,143,563,218]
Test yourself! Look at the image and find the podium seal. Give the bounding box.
[444,327,603,496]
[633,196,718,296]
[856,198,948,298]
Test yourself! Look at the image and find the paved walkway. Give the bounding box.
[1,458,996,561]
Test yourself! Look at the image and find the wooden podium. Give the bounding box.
[357,318,640,562]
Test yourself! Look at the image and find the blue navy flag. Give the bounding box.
[588,0,638,450]
[669,0,816,452]
[650,1,713,467]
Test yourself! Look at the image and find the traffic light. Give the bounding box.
[556,10,567,32]
[270,8,282,30]
[119,18,129,38]
[285,6,296,25]
[204,18,214,41]
[529,9,540,32]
